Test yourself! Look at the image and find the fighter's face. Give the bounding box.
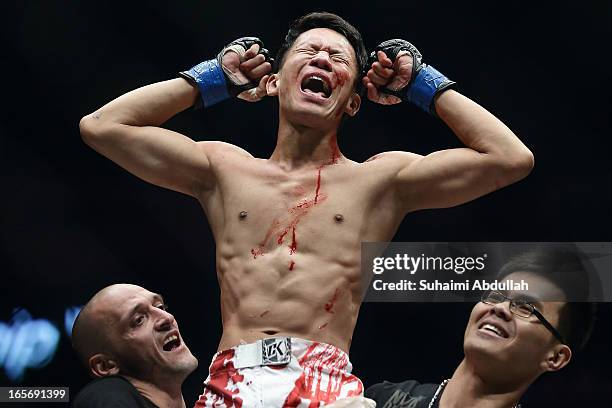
[463,272,569,380]
[269,28,361,128]
[104,285,197,382]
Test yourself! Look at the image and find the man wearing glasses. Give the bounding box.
[365,249,597,408]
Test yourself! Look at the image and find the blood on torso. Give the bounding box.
[198,142,404,353]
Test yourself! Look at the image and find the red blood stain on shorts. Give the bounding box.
[289,260,296,271]
[282,343,363,407]
[195,349,244,408]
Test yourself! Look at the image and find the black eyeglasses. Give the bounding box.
[480,290,565,344]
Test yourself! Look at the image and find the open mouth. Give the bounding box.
[162,334,181,352]
[300,75,331,98]
[478,322,509,338]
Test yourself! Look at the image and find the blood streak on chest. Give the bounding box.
[250,139,340,268]
[289,226,297,254]
[277,230,288,245]
[314,168,322,204]
[327,137,340,165]
[251,219,282,258]
[250,247,264,258]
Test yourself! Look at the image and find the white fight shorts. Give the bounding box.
[194,337,364,407]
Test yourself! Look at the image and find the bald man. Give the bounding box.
[71,284,198,408]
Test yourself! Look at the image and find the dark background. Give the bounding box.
[2,1,611,406]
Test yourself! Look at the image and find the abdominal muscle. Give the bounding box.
[215,237,363,354]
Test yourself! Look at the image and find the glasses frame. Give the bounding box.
[480,290,566,345]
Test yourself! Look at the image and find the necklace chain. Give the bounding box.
[428,379,521,408]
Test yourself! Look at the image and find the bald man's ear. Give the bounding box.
[89,354,119,378]
[543,344,572,372]
[266,73,279,97]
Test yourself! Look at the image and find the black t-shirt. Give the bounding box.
[72,376,159,408]
[365,380,440,408]
[367,380,523,408]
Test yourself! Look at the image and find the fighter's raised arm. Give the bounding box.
[363,39,534,213]
[79,38,271,197]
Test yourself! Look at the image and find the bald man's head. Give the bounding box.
[72,284,197,381]
[72,284,126,368]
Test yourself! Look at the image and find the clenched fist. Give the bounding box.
[180,36,273,107]
[363,39,454,115]
[219,37,273,102]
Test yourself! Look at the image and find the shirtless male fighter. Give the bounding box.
[79,12,534,407]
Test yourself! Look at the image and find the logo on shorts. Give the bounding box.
[262,337,291,365]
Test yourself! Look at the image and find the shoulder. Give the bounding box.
[364,151,423,168]
[196,141,254,159]
[366,379,438,407]
[358,152,424,186]
[72,376,153,408]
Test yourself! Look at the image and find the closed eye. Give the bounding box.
[296,48,316,55]
[331,55,349,65]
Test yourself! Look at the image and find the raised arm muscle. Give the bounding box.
[79,78,214,196]
[395,90,534,213]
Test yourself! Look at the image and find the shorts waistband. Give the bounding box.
[213,337,350,370]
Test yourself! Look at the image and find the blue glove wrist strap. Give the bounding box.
[182,59,230,108]
[405,64,454,115]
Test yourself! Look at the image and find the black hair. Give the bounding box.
[275,12,367,94]
[497,249,597,352]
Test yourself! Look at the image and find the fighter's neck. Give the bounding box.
[270,120,344,170]
[439,360,525,408]
[126,376,186,408]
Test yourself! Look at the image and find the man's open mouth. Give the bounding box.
[300,74,331,98]
[162,334,181,352]
[478,322,509,338]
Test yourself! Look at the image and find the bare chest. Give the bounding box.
[204,157,399,257]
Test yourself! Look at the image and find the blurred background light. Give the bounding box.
[0,309,60,382]
[64,306,82,339]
